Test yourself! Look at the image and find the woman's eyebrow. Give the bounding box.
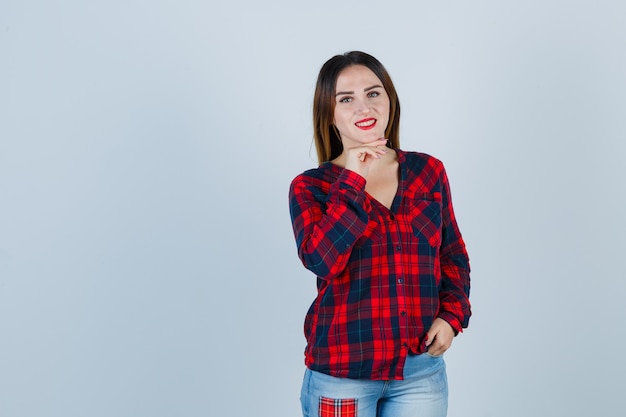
[335,85,383,96]
[364,84,383,92]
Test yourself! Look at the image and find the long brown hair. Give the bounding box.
[312,51,401,164]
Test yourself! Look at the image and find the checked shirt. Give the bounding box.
[289,150,471,380]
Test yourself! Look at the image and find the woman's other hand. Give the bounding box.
[425,318,455,356]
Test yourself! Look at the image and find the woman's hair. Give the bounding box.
[312,51,401,164]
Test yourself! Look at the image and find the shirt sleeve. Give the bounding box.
[289,169,371,280]
[436,164,472,333]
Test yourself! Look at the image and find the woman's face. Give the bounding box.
[333,65,390,148]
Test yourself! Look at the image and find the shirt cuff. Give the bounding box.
[437,312,463,335]
[338,169,367,191]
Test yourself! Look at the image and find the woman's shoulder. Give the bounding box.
[290,163,337,190]
[398,149,445,172]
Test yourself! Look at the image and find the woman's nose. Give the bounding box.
[356,100,370,114]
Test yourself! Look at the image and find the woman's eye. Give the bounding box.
[339,97,353,103]
[368,91,380,98]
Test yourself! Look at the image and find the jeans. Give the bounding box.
[300,353,448,417]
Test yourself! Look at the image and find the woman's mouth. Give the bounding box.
[355,118,376,130]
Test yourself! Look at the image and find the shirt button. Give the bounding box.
[395,246,401,251]
[389,214,395,221]
[401,311,407,316]
[398,278,404,284]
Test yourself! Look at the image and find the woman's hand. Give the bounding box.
[425,318,455,356]
[343,139,388,178]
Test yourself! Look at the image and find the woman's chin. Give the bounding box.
[362,134,385,143]
[343,131,386,146]
[353,129,381,139]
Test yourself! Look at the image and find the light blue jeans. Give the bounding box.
[300,353,448,417]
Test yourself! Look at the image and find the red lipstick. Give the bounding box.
[355,118,377,130]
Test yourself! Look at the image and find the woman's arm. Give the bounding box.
[436,164,472,334]
[289,169,371,280]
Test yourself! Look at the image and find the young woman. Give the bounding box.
[289,51,471,417]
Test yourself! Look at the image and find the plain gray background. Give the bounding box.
[1,1,625,416]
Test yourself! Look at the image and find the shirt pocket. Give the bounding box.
[409,192,442,248]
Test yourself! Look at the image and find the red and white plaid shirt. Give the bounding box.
[289,150,471,380]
